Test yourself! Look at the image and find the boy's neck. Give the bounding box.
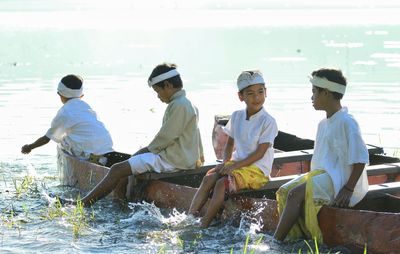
[167,88,182,101]
[246,107,263,120]
[325,102,342,118]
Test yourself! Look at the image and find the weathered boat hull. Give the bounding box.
[57,138,400,254]
[57,148,108,192]
[144,180,400,254]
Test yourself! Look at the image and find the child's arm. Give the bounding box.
[333,162,366,207]
[148,104,189,153]
[21,135,50,154]
[214,136,235,172]
[222,136,234,163]
[218,142,270,175]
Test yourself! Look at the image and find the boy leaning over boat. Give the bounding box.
[273,68,369,243]
[61,63,204,206]
[189,70,278,228]
[21,74,122,165]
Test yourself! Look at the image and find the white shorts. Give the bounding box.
[128,152,176,175]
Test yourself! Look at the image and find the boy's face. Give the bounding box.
[152,82,174,103]
[311,86,328,110]
[238,84,266,114]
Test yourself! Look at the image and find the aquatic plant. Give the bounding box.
[0,205,15,229]
[230,234,264,254]
[42,198,67,220]
[0,203,22,237]
[302,238,320,254]
[68,199,88,237]
[153,230,203,253]
[299,237,368,254]
[12,175,37,198]
[41,197,95,238]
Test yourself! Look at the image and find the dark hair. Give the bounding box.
[148,63,183,89]
[61,74,83,90]
[311,68,346,100]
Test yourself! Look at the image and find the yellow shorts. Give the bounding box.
[215,161,269,193]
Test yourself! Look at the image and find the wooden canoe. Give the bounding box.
[57,128,400,254]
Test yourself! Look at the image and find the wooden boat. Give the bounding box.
[57,116,400,254]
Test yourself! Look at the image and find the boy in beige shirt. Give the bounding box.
[62,63,203,206]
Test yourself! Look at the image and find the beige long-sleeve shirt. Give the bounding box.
[147,90,203,169]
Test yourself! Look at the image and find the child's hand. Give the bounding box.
[218,164,234,175]
[214,163,225,172]
[333,186,353,207]
[21,145,32,154]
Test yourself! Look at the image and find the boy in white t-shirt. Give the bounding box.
[189,70,278,228]
[21,75,115,162]
[273,68,369,243]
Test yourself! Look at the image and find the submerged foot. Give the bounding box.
[58,197,76,206]
[47,193,77,206]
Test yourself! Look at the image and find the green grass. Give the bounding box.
[230,234,264,254]
[41,197,95,238]
[12,175,38,198]
[155,231,204,253]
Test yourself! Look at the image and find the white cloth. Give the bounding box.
[148,69,180,87]
[57,82,83,98]
[280,171,335,205]
[237,71,265,92]
[128,152,176,174]
[309,76,346,94]
[46,98,113,159]
[224,108,278,176]
[311,107,369,207]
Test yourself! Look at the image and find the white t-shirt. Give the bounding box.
[311,107,369,207]
[46,98,113,159]
[224,108,278,176]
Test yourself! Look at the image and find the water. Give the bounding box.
[1,1,400,253]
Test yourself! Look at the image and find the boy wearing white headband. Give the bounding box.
[63,63,204,206]
[274,68,369,243]
[189,70,278,228]
[21,75,115,163]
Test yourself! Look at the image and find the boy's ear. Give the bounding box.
[238,92,244,101]
[164,81,173,89]
[323,89,331,97]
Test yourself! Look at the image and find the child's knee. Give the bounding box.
[287,188,304,203]
[203,173,218,185]
[214,178,226,192]
[109,162,131,178]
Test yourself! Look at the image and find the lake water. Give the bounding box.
[1,1,400,253]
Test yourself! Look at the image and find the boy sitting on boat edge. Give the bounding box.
[273,68,369,243]
[189,70,278,227]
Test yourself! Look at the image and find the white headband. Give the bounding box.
[309,76,346,95]
[148,69,180,87]
[57,82,83,98]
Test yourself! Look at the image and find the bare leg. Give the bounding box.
[113,177,129,200]
[189,172,219,215]
[274,182,306,241]
[200,178,226,228]
[80,161,133,206]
